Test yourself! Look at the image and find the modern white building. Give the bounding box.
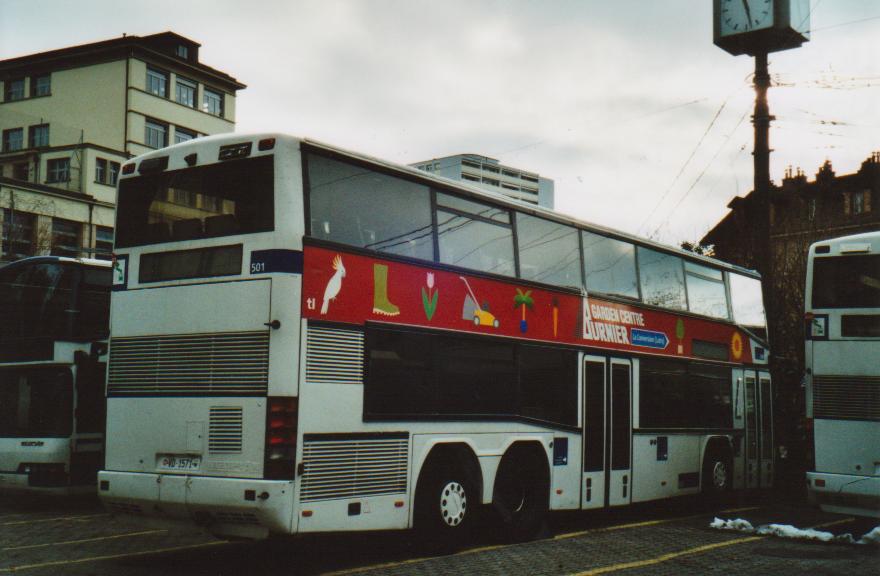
[411,153,554,208]
[0,32,245,262]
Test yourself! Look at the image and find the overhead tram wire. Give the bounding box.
[636,88,746,238]
[648,108,751,242]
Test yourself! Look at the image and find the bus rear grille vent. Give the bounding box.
[299,434,408,502]
[107,331,269,397]
[305,326,364,384]
[209,407,243,454]
[813,375,880,421]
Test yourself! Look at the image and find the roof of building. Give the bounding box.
[0,31,245,91]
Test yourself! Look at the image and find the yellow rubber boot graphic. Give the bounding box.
[372,263,400,316]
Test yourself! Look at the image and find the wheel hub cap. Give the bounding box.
[440,481,467,526]
[713,462,727,488]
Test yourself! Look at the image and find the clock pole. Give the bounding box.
[752,50,773,333]
[753,51,772,198]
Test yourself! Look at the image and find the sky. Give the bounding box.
[2,0,878,248]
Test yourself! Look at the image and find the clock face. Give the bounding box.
[720,0,774,35]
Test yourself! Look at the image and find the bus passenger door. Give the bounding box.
[582,356,606,509]
[608,359,632,506]
[758,372,774,488]
[744,371,759,488]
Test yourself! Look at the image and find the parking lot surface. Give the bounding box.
[0,492,876,575]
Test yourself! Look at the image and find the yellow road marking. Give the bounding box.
[0,513,109,527]
[719,506,760,514]
[0,540,228,573]
[323,508,745,575]
[2,529,167,551]
[568,516,860,575]
[569,536,763,575]
[554,513,704,541]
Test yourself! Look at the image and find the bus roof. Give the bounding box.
[122,132,762,280]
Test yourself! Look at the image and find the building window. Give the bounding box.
[176,45,189,59]
[95,158,107,184]
[172,188,198,207]
[2,209,35,260]
[202,88,223,117]
[30,74,50,97]
[109,161,120,186]
[175,77,196,108]
[144,119,168,149]
[4,78,25,101]
[146,67,168,97]
[46,158,70,183]
[852,190,871,214]
[51,218,80,257]
[3,128,23,152]
[28,124,49,148]
[95,226,113,260]
[174,127,196,144]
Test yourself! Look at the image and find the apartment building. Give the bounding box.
[0,32,245,262]
[411,153,555,209]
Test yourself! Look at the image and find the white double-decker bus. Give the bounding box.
[0,256,110,493]
[805,231,880,518]
[99,133,773,540]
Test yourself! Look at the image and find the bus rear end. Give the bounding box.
[98,134,304,538]
[805,232,880,518]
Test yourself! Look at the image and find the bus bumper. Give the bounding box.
[98,471,295,539]
[806,471,880,519]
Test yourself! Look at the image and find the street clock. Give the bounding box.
[713,0,810,56]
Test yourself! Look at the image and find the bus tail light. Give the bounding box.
[258,138,275,151]
[264,397,298,480]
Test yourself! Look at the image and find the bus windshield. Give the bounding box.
[0,366,73,437]
[115,156,275,248]
[812,254,880,309]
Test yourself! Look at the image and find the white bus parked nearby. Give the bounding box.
[805,231,880,518]
[99,133,773,540]
[0,256,110,493]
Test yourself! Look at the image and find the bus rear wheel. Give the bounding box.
[493,445,549,541]
[702,449,732,497]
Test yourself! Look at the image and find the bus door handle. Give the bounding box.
[264,320,281,330]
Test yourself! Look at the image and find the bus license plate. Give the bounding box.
[157,454,201,471]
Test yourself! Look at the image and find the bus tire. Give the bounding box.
[702,447,732,497]
[492,443,550,541]
[414,456,479,547]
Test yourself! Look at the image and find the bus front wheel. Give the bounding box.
[415,460,478,546]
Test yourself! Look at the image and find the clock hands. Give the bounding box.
[741,0,753,29]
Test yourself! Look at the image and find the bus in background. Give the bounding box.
[805,231,880,518]
[99,134,772,540]
[0,256,111,493]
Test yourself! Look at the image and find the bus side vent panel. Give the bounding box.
[299,434,409,502]
[107,331,270,396]
[813,375,880,421]
[209,406,244,454]
[305,326,364,384]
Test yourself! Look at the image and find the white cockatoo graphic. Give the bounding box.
[321,254,346,314]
